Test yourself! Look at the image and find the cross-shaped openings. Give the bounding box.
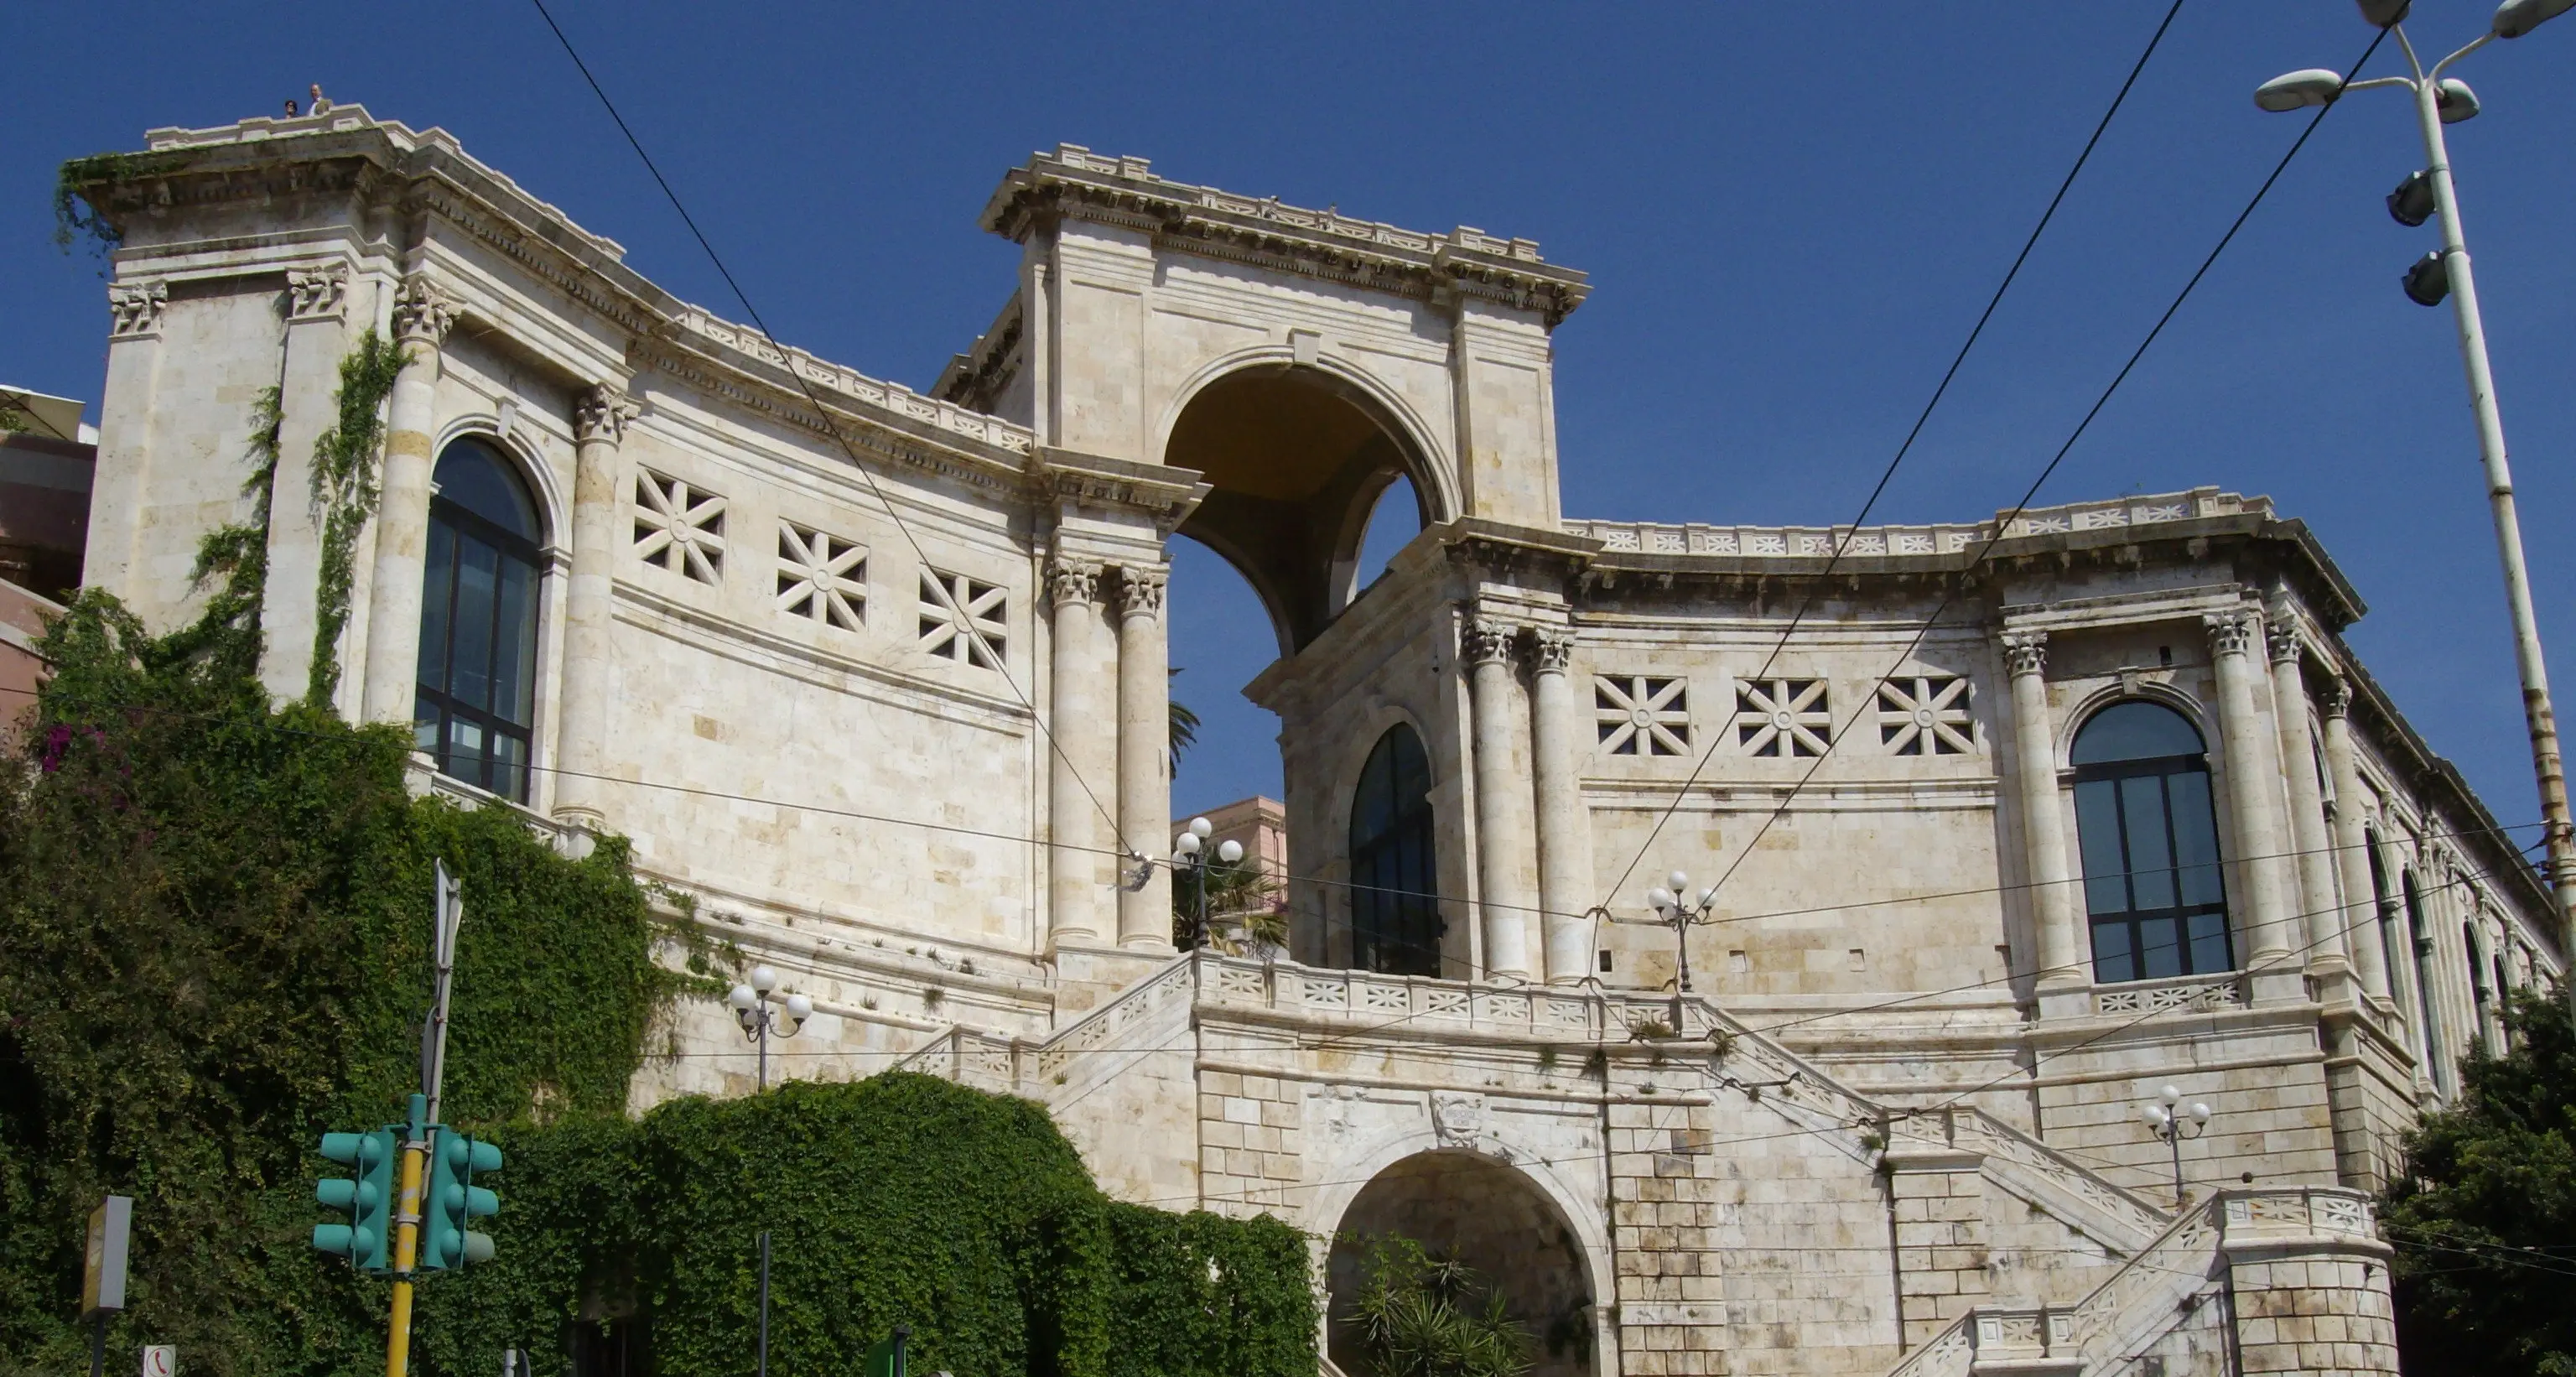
[919,568,1007,671]
[1735,678,1832,757]
[1595,675,1690,756]
[1877,674,1974,756]
[776,522,866,632]
[633,470,726,585]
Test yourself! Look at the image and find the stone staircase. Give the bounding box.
[886,952,1195,1107]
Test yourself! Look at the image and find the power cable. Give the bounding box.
[1597,0,2190,907]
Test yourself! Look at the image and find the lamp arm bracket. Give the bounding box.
[2432,33,2493,78]
[2393,22,2427,80]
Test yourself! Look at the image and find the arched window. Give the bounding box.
[2071,701,2231,983]
[415,438,543,803]
[2366,829,2407,1012]
[2402,869,2447,1090]
[1349,725,1439,976]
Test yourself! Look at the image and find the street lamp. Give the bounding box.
[728,964,810,1094]
[1608,870,1721,1034]
[1172,816,1244,949]
[2140,1084,2214,1208]
[2256,0,2576,1019]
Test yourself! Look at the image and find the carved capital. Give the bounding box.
[2000,630,2048,679]
[392,278,458,347]
[2265,617,2304,667]
[1115,566,1166,622]
[106,280,168,339]
[1046,555,1100,608]
[574,384,641,444]
[1464,618,1519,668]
[1530,626,1574,676]
[2204,609,2258,660]
[286,265,348,322]
[2321,676,2354,721]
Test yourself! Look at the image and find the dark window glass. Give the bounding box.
[2070,701,2234,984]
[1349,725,1440,976]
[417,439,543,803]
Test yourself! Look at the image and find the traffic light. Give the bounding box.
[313,1127,397,1273]
[418,1128,501,1270]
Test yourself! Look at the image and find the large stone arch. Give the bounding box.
[1160,353,1455,655]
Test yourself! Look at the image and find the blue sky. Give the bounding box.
[8,2,2573,832]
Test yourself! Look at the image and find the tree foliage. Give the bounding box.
[2381,986,2576,1377]
[1344,1234,1530,1377]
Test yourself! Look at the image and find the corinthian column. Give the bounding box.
[1115,565,1172,950]
[553,384,638,829]
[2003,631,2082,996]
[1529,627,1592,985]
[2320,679,2392,1001]
[2208,609,2298,998]
[1466,619,1536,981]
[360,278,457,726]
[2267,616,2350,990]
[1047,557,1108,947]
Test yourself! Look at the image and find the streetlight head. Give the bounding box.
[1698,886,1718,909]
[1665,870,1690,894]
[1174,832,1201,857]
[2435,78,2481,123]
[2161,1084,2183,1106]
[2254,69,2345,112]
[2494,0,2576,38]
[2142,1104,2170,1127]
[2386,169,2437,226]
[1189,816,1214,839]
[1646,886,1676,912]
[2404,250,2452,306]
[2189,1102,2213,1125]
[785,993,814,1021]
[728,983,757,1011]
[750,965,777,995]
[1216,839,1244,864]
[2355,0,2411,25]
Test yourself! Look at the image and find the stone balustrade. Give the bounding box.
[1566,487,2268,560]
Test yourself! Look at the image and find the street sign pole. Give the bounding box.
[82,1195,132,1377]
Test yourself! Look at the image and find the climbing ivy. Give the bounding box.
[304,329,407,708]
[54,152,195,257]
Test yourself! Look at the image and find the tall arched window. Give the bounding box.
[2402,869,2448,1090]
[1349,725,1439,976]
[2071,701,2231,983]
[416,438,543,803]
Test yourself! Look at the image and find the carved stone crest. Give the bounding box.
[1429,1090,1485,1148]
[107,281,168,339]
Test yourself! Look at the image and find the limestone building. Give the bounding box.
[62,105,2567,1377]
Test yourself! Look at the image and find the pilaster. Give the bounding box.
[1883,1147,1992,1349]
[553,382,638,832]
[1465,616,1535,980]
[1047,555,1110,948]
[2003,629,2085,1016]
[257,264,355,704]
[2269,616,2352,1001]
[1115,564,1172,950]
[358,277,457,726]
[2319,679,2392,1004]
[82,280,169,599]
[1529,626,1592,984]
[2208,608,2302,1005]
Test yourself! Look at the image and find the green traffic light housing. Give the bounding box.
[313,1128,397,1273]
[418,1129,503,1270]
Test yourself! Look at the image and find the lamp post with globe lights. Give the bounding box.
[1608,870,1721,1034]
[2256,0,2576,1020]
[2140,1085,2214,1208]
[727,964,811,1094]
[1172,815,1244,950]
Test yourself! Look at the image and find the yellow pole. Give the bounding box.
[386,1132,427,1377]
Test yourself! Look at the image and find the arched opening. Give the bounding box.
[1327,1151,1597,1377]
[1165,365,1436,654]
[1166,534,1285,824]
[416,436,544,803]
[1350,725,1440,976]
[1352,473,1422,598]
[2070,700,2230,983]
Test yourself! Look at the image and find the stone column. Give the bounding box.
[359,278,457,726]
[2208,609,2299,998]
[257,266,352,704]
[2003,631,2083,997]
[1115,565,1172,950]
[2268,618,2350,991]
[1466,619,1535,981]
[1529,627,1592,985]
[552,383,638,830]
[83,280,169,598]
[1046,556,1108,947]
[2320,680,2392,1001]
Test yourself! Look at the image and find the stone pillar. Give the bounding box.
[553,384,637,829]
[2208,609,2299,999]
[2003,631,2083,999]
[2268,618,2350,992]
[1466,619,1535,981]
[1530,627,1592,985]
[1047,556,1108,947]
[257,265,352,704]
[83,280,169,598]
[2219,1187,2399,1376]
[2320,681,2392,1002]
[1883,1146,1993,1349]
[359,278,457,727]
[1115,564,1172,950]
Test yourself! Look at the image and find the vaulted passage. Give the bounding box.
[1166,365,1432,653]
[1327,1151,1597,1377]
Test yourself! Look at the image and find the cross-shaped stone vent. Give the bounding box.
[919,569,1007,671]
[633,470,726,585]
[776,522,866,631]
[1877,674,1974,756]
[1735,678,1832,757]
[1595,675,1690,756]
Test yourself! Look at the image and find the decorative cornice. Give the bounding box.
[392,277,457,346]
[1115,566,1167,622]
[2204,608,2259,659]
[2001,630,2048,679]
[286,264,348,322]
[1031,447,1208,529]
[1046,556,1101,609]
[981,143,1591,329]
[106,280,168,339]
[574,384,641,445]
